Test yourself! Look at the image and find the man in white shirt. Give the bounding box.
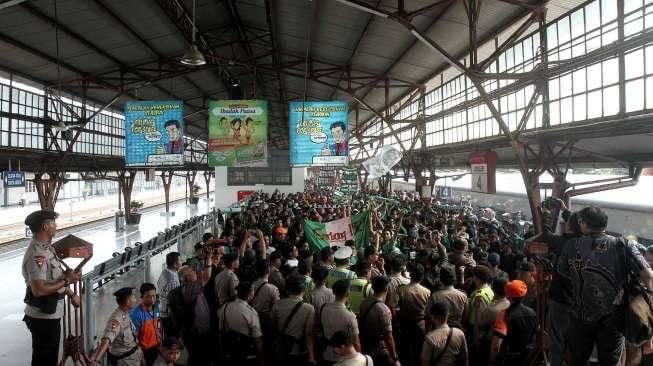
[156,252,181,337]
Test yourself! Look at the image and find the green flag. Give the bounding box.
[351,210,371,250]
[304,210,372,252]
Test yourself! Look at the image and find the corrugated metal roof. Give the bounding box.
[0,0,601,143]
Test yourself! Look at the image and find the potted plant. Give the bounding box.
[190,184,201,204]
[126,200,144,225]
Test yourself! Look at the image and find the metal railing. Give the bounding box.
[82,209,220,353]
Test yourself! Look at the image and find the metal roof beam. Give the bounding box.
[18,2,208,116]
[92,0,210,100]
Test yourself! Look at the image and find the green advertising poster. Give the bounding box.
[208,100,268,166]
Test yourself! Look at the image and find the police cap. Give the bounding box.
[113,287,135,298]
[334,246,353,260]
[25,209,59,227]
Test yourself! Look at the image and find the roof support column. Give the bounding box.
[186,171,197,205]
[203,170,213,200]
[160,170,174,214]
[118,170,136,223]
[34,171,65,210]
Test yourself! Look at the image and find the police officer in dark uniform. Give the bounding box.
[22,209,80,366]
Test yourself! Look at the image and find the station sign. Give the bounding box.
[124,101,185,167]
[208,100,268,167]
[469,151,497,194]
[289,101,349,166]
[437,186,452,199]
[4,171,25,187]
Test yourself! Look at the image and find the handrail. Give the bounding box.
[82,209,218,353]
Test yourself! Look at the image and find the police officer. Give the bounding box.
[22,209,80,366]
[92,287,144,366]
[215,252,240,308]
[326,246,356,288]
[348,260,374,315]
[218,282,264,365]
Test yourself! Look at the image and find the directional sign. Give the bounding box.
[4,171,25,187]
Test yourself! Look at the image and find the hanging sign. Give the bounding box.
[4,171,25,187]
[469,151,497,194]
[124,101,185,167]
[289,101,349,166]
[208,100,268,167]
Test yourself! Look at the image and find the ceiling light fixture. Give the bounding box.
[333,0,388,18]
[180,0,206,66]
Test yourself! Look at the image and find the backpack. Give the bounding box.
[619,238,653,346]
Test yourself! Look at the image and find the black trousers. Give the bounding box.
[568,314,624,366]
[24,315,61,366]
[143,347,158,366]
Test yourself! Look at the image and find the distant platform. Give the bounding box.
[0,198,214,366]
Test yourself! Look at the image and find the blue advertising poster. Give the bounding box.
[4,171,25,187]
[124,101,184,167]
[289,101,349,166]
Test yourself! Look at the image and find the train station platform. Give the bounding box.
[0,185,200,245]
[0,198,215,365]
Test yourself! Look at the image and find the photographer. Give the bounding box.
[22,209,81,366]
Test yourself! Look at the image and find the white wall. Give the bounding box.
[214,166,306,208]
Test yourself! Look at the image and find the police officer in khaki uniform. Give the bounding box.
[92,287,144,366]
[250,259,280,345]
[22,209,81,366]
[214,252,240,308]
[218,282,264,365]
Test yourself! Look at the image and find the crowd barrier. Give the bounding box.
[82,209,221,353]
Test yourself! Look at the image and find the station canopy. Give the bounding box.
[0,0,651,170]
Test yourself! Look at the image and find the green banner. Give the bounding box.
[304,211,371,252]
[208,100,268,166]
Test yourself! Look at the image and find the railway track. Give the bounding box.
[0,191,207,249]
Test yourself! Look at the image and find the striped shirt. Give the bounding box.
[156,268,180,317]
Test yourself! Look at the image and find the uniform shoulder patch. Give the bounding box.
[110,319,120,330]
[33,256,45,269]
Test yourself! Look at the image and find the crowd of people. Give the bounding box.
[21,188,653,366]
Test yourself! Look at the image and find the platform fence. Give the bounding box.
[82,209,222,354]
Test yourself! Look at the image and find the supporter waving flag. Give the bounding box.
[304,211,371,251]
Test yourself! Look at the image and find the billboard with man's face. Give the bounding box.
[124,101,184,166]
[289,101,349,166]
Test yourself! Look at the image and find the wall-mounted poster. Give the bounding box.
[124,101,184,167]
[208,100,268,167]
[289,101,349,166]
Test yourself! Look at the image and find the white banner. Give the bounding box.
[324,217,354,247]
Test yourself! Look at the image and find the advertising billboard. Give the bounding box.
[289,101,349,166]
[124,101,184,167]
[208,100,268,167]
